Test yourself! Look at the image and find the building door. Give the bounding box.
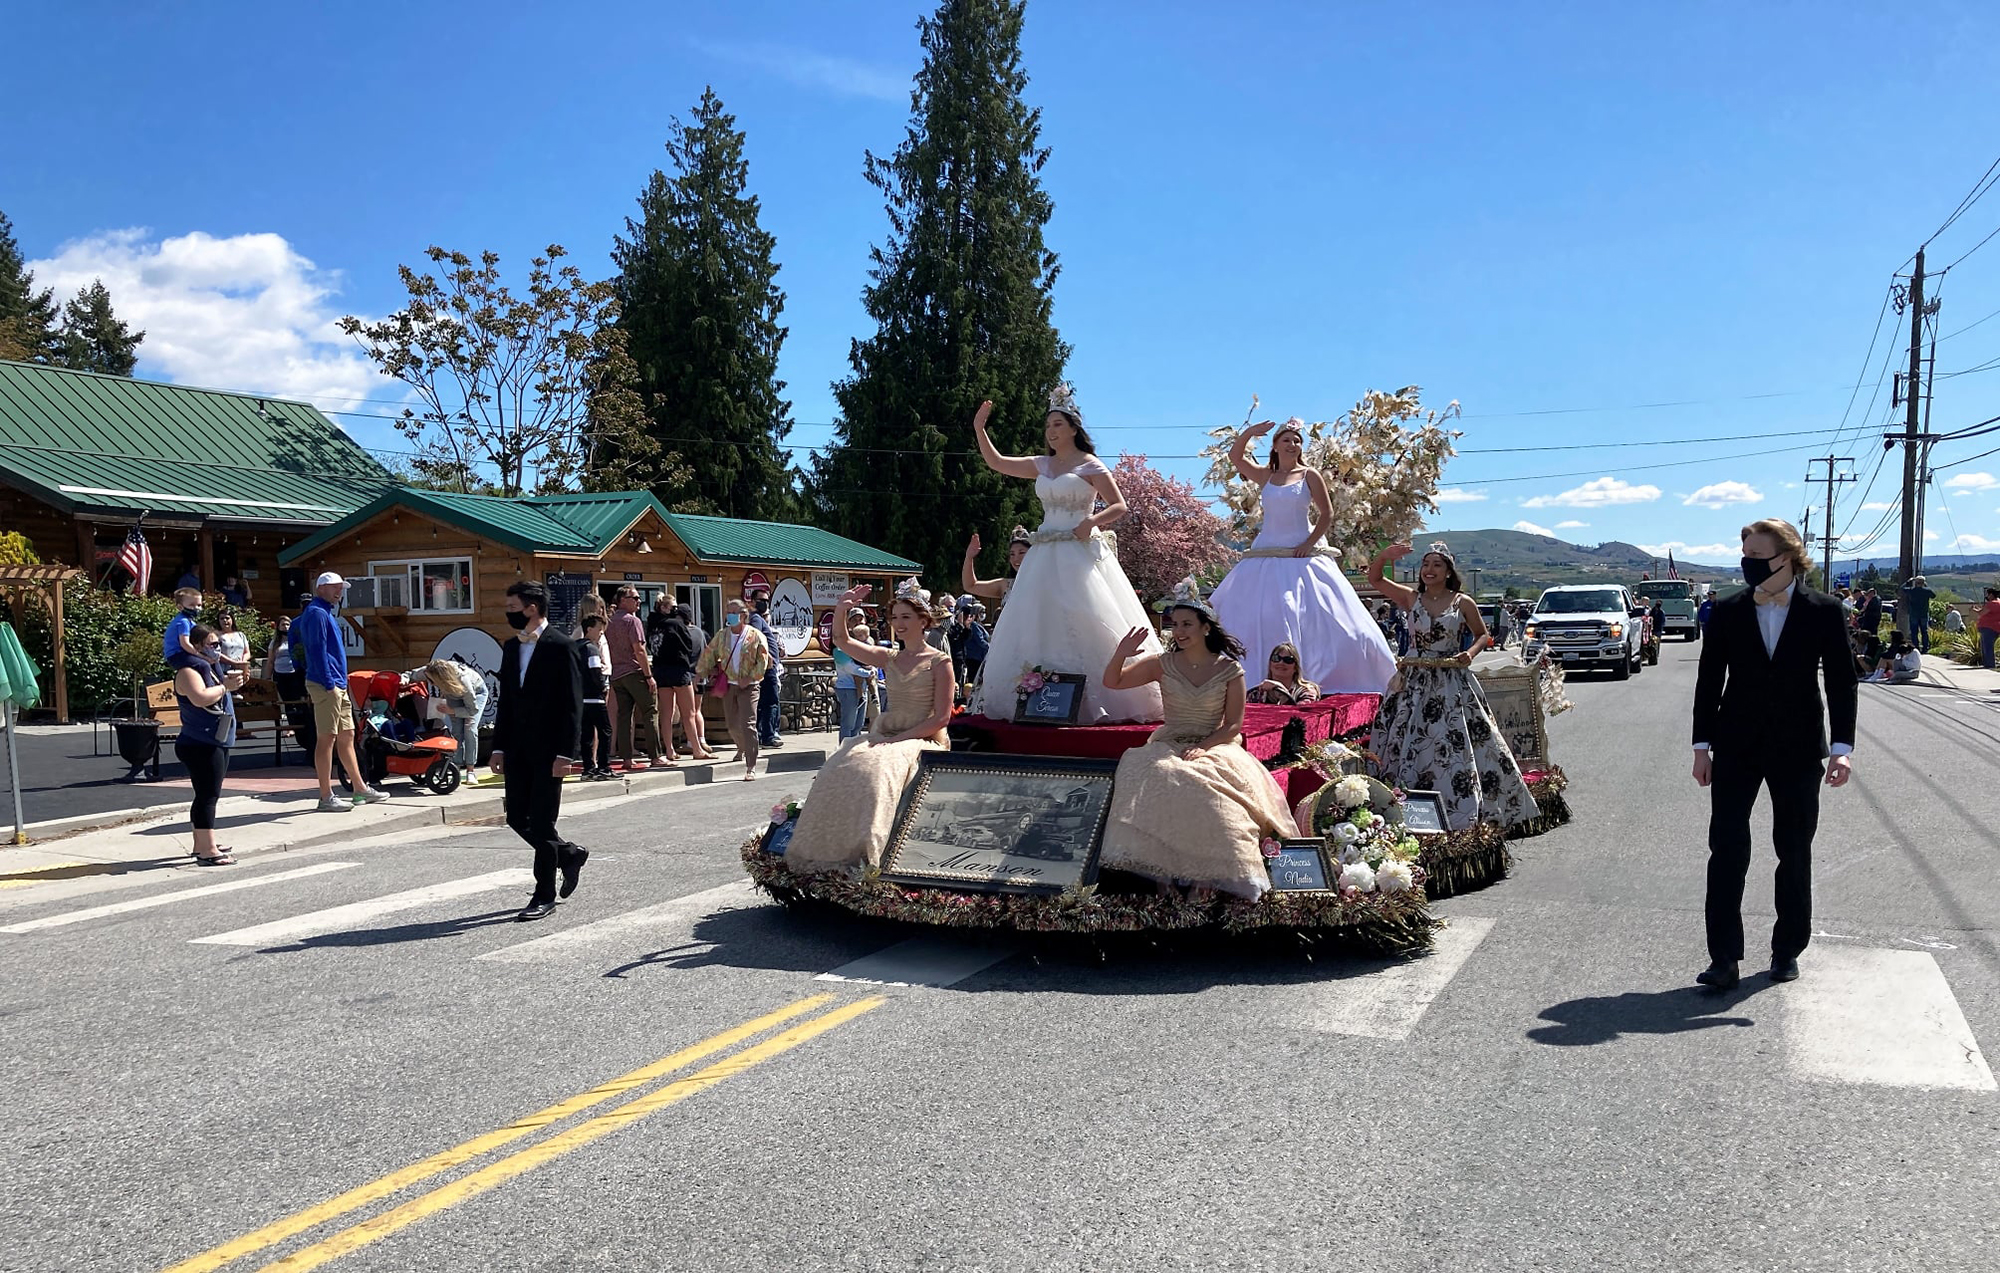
[598,580,672,614]
[675,583,722,641]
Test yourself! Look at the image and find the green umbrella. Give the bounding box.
[0,621,42,709]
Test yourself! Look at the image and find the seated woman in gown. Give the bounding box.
[785,585,957,875]
[1245,641,1322,705]
[1097,592,1298,899]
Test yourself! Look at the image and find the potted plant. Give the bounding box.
[109,631,164,777]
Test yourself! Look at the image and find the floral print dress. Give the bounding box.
[1370,596,1537,832]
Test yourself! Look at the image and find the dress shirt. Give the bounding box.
[518,617,547,686]
[1696,583,1851,757]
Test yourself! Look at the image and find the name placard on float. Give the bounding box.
[1396,791,1448,835]
[1267,841,1332,892]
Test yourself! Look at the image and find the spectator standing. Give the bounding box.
[607,585,664,771]
[407,657,489,782]
[264,613,316,760]
[832,608,875,740]
[949,599,990,699]
[176,567,201,591]
[292,572,387,812]
[1900,576,1936,652]
[1491,602,1511,650]
[578,614,614,779]
[748,591,785,750]
[220,575,252,607]
[173,624,243,865]
[1858,588,1883,636]
[1978,587,2000,669]
[696,598,772,781]
[491,580,588,923]
[214,610,250,675]
[652,604,710,762]
[1697,594,1715,639]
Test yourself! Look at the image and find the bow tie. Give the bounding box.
[1754,588,1790,608]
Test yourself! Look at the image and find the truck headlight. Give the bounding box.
[1607,624,1624,640]
[1523,624,1537,640]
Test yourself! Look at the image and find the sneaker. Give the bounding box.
[316,797,351,813]
[353,786,391,805]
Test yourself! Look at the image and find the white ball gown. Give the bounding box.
[971,454,1165,725]
[1208,477,1398,695]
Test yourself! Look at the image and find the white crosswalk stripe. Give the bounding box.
[0,862,359,934]
[1779,945,1997,1091]
[476,880,762,964]
[1308,917,1496,1040]
[189,869,532,947]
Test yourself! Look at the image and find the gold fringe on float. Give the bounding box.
[740,839,1435,954]
[1416,822,1511,899]
[1510,766,1572,840]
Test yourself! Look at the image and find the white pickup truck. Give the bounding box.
[1521,584,1647,680]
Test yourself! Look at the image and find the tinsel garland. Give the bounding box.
[1508,766,1572,840]
[1416,821,1511,899]
[740,840,1435,952]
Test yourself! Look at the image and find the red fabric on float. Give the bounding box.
[951,694,1380,763]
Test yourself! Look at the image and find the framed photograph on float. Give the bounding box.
[1012,671,1086,726]
[879,753,1116,894]
[1265,840,1334,892]
[1394,791,1448,836]
[1473,665,1548,772]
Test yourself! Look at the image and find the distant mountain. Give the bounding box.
[1416,528,1737,594]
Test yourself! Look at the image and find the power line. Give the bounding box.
[1939,220,2000,274]
[1938,303,2000,342]
[1927,154,2000,245]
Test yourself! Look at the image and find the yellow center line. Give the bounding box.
[160,994,836,1273]
[255,997,886,1273]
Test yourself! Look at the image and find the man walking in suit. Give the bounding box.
[1691,518,1858,988]
[491,580,587,922]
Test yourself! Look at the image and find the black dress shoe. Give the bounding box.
[1696,960,1740,989]
[516,898,557,923]
[558,847,589,899]
[1769,956,1801,983]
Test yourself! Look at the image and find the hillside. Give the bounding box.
[1416,528,1737,594]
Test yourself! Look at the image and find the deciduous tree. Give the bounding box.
[1109,454,1232,605]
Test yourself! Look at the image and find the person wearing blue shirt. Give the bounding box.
[748,591,785,748]
[163,587,204,664]
[292,572,386,812]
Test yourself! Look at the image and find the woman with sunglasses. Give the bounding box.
[173,624,244,865]
[1246,642,1321,705]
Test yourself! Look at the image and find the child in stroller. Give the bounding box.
[340,670,463,795]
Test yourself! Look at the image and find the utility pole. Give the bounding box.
[1896,250,1932,583]
[1806,455,1856,586]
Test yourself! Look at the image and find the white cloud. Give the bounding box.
[1681,480,1764,509]
[1555,520,1589,529]
[1944,472,1998,491]
[1432,487,1488,504]
[1521,476,1663,509]
[1944,533,2000,554]
[27,228,391,411]
[1924,530,1940,541]
[1860,501,1892,511]
[691,39,906,101]
[1781,481,1800,490]
[1637,541,1739,563]
[1513,520,1556,537]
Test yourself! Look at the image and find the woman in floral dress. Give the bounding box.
[1363,541,1536,832]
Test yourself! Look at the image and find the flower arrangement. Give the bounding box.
[1316,772,1424,895]
[1015,665,1053,696]
[769,796,802,826]
[1200,387,1462,563]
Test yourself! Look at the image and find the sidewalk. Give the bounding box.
[1916,659,2000,693]
[0,728,837,876]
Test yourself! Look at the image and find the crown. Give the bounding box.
[1425,540,1455,561]
[1048,382,1083,426]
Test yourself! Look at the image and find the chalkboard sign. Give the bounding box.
[1397,790,1447,835]
[1266,841,1332,892]
[1013,672,1085,726]
[762,817,797,856]
[544,572,595,635]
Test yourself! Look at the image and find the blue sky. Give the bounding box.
[7,1,2000,564]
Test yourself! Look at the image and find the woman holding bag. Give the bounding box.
[695,599,771,780]
[174,625,244,866]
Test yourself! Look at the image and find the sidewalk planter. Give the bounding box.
[109,718,160,781]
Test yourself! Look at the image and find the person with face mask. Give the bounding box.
[747,590,785,750]
[163,587,204,664]
[172,624,244,865]
[695,598,772,780]
[490,580,588,921]
[1691,518,1857,990]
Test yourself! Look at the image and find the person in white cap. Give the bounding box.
[290,571,388,811]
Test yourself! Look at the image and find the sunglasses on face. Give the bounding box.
[1270,654,1297,664]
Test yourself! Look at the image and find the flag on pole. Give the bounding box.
[115,520,152,593]
[1666,549,1679,581]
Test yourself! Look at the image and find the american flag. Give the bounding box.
[1666,549,1680,581]
[115,521,152,593]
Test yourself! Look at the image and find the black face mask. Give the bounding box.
[505,611,529,630]
[1741,556,1779,589]
[182,607,200,619]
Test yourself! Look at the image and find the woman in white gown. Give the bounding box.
[968,386,1165,725]
[1207,418,1398,695]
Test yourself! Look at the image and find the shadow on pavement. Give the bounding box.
[252,908,520,953]
[1527,982,1765,1046]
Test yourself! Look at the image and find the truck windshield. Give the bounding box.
[1634,582,1694,601]
[1537,590,1624,614]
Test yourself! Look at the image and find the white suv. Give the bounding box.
[1521,584,1646,680]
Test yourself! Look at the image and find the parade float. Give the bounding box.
[743,389,1575,952]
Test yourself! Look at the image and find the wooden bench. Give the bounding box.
[139,677,306,779]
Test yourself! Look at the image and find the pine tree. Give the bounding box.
[611,89,795,519]
[57,279,144,376]
[0,211,61,364]
[807,0,1069,585]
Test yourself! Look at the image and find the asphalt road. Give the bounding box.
[3,647,1997,1272]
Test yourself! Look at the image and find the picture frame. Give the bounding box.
[1012,671,1086,726]
[761,816,798,857]
[1393,790,1448,836]
[880,752,1117,894]
[1265,839,1334,892]
[1474,666,1548,771]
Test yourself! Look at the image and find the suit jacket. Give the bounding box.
[1692,586,1857,769]
[493,626,585,763]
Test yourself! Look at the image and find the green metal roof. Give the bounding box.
[0,359,393,523]
[282,487,919,573]
[660,512,920,572]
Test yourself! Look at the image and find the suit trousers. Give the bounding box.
[612,671,660,763]
[504,758,576,903]
[722,683,761,771]
[1706,753,1820,964]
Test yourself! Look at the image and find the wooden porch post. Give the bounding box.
[49,578,68,723]
[198,525,216,593]
[73,519,96,574]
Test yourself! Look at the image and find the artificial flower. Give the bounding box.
[1336,842,1366,866]
[1332,821,1362,844]
[1260,836,1284,859]
[1376,861,1415,894]
[1335,774,1371,808]
[1351,808,1376,828]
[1338,862,1378,893]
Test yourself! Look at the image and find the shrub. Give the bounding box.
[1,583,274,715]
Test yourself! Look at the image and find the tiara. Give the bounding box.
[1009,524,1033,545]
[1159,574,1218,622]
[1048,382,1083,426]
[1425,540,1455,561]
[1275,417,1306,436]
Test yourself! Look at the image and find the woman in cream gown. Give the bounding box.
[965,386,1164,725]
[786,586,957,874]
[1097,600,1297,899]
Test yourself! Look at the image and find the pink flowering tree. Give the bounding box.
[1110,453,1234,605]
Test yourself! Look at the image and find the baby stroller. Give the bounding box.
[339,669,463,795]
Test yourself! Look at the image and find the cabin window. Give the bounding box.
[369,557,474,613]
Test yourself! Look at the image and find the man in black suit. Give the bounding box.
[491,580,587,922]
[1691,518,1858,988]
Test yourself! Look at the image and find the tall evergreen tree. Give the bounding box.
[611,88,795,519]
[57,279,144,376]
[808,0,1068,585]
[0,211,61,364]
